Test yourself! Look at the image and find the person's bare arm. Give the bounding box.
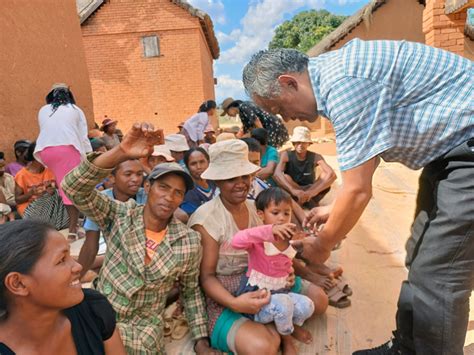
[104,328,126,355]
[292,157,378,264]
[290,199,306,226]
[194,224,270,314]
[14,183,34,205]
[77,230,100,278]
[256,161,277,181]
[273,151,301,197]
[174,207,189,224]
[305,154,336,199]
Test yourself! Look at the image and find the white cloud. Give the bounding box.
[215,75,246,102]
[187,0,226,24]
[218,0,325,65]
[216,29,242,45]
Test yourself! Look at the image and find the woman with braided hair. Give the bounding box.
[220,98,289,148]
[34,83,92,240]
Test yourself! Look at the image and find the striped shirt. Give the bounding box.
[308,39,473,171]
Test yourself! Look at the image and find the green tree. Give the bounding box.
[269,10,347,52]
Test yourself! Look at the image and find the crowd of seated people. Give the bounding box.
[1,88,349,354]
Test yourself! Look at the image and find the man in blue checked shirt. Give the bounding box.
[243,39,473,355]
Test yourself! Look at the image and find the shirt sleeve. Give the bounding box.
[325,76,394,171]
[267,147,279,163]
[62,153,125,232]
[179,230,208,340]
[83,217,100,232]
[231,225,275,250]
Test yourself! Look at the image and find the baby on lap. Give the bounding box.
[231,187,314,350]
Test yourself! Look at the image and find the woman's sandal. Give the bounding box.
[335,275,353,297]
[67,233,78,242]
[326,284,351,308]
[171,318,189,340]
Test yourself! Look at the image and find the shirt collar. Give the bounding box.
[307,58,327,117]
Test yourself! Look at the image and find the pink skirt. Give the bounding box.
[37,145,81,205]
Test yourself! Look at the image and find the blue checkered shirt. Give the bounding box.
[309,39,473,171]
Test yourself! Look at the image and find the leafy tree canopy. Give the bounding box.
[269,10,347,52]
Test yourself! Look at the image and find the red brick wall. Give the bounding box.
[423,0,468,57]
[81,0,216,135]
[0,0,93,161]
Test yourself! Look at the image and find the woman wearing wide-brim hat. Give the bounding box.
[220,97,289,148]
[100,118,120,150]
[188,139,327,354]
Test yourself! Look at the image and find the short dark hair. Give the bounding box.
[198,100,217,113]
[183,147,210,169]
[111,159,141,176]
[251,128,268,146]
[240,137,260,153]
[25,142,36,162]
[255,187,292,211]
[0,220,53,317]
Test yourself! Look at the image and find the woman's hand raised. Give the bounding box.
[232,289,271,314]
[119,122,164,159]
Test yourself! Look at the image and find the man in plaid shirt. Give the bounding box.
[243,40,473,354]
[63,123,217,354]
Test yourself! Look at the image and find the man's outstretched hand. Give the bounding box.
[119,122,164,159]
[290,236,332,265]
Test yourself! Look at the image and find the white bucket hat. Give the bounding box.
[290,126,313,143]
[201,139,260,180]
[165,134,189,152]
[151,145,174,162]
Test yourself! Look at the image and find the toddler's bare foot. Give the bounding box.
[292,325,312,344]
[307,263,343,278]
[281,335,298,355]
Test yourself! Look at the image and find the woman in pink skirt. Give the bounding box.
[34,83,92,240]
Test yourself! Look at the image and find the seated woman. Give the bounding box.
[189,140,328,355]
[14,142,69,231]
[175,147,218,224]
[0,219,125,354]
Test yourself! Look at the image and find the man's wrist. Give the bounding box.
[316,229,336,251]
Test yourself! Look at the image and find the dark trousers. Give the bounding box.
[397,138,474,355]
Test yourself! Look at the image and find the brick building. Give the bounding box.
[77,0,220,134]
[0,0,93,161]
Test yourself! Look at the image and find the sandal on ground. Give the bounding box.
[164,319,173,337]
[335,275,353,297]
[67,233,78,242]
[171,318,189,340]
[326,284,351,308]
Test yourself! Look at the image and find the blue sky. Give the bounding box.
[187,0,370,103]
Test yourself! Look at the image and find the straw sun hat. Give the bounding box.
[289,126,313,143]
[201,139,260,180]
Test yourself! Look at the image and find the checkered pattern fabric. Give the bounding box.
[309,39,473,171]
[63,154,208,354]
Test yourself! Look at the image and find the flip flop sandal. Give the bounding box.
[171,318,189,340]
[164,319,173,337]
[335,275,353,297]
[326,284,351,308]
[67,233,78,242]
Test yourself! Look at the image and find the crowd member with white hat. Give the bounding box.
[273,126,336,208]
[143,145,174,175]
[165,134,190,171]
[188,139,328,354]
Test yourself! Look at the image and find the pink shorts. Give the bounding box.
[38,145,81,205]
